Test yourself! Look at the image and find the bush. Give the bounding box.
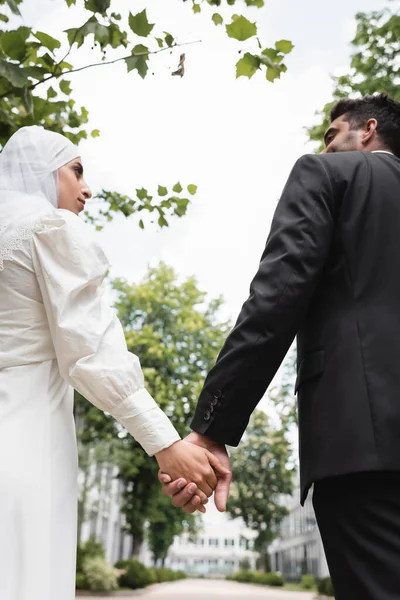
[150,567,187,583]
[75,572,89,590]
[317,577,335,597]
[301,574,316,590]
[77,537,105,573]
[116,559,155,589]
[83,556,119,592]
[239,558,251,571]
[259,572,284,587]
[76,537,106,590]
[227,570,284,587]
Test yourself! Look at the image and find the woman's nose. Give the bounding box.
[82,180,92,199]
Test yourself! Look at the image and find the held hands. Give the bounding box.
[157,432,232,514]
[155,437,230,512]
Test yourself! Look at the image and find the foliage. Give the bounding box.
[76,536,107,590]
[227,570,284,587]
[239,557,251,571]
[116,559,155,589]
[76,536,106,574]
[147,493,200,565]
[307,4,400,151]
[268,348,297,431]
[317,577,335,597]
[150,568,187,582]
[226,410,294,568]
[82,556,119,592]
[301,574,316,590]
[0,0,293,140]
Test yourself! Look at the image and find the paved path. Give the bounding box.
[81,578,315,600]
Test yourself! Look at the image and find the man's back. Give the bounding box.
[296,151,400,502]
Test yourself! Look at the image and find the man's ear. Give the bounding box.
[362,118,378,146]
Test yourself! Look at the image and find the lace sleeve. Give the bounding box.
[0,219,41,271]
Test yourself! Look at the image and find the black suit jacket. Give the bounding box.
[190,150,400,503]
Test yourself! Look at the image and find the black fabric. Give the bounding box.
[190,151,400,502]
[313,471,400,600]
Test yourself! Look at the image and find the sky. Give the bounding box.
[13,0,390,406]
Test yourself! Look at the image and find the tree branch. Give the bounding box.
[0,39,201,100]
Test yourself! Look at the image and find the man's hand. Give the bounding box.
[159,432,232,513]
[155,439,230,499]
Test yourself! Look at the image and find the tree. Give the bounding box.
[226,410,294,571]
[268,348,297,431]
[111,262,231,555]
[0,0,293,227]
[147,494,199,566]
[307,2,400,151]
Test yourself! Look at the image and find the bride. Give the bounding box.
[0,126,228,600]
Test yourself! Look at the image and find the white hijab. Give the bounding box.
[0,126,80,207]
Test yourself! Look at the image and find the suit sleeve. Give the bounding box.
[190,154,337,445]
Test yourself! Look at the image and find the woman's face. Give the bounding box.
[58,157,92,215]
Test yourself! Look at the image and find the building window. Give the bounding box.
[209,538,219,547]
[224,539,235,547]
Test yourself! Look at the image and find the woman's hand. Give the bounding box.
[155,439,230,499]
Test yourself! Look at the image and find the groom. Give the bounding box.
[161,93,400,600]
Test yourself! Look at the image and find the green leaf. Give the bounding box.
[0,59,28,87]
[275,39,294,54]
[227,0,236,4]
[5,0,21,16]
[84,0,110,14]
[212,13,223,26]
[266,64,281,82]
[34,31,61,53]
[0,14,9,23]
[128,10,154,37]
[0,27,30,61]
[158,186,168,197]
[125,45,149,78]
[261,47,282,63]
[47,86,57,99]
[65,0,77,6]
[164,32,174,47]
[187,184,198,196]
[155,37,164,48]
[173,182,183,193]
[136,188,148,201]
[158,215,168,228]
[111,12,121,20]
[236,52,260,78]
[60,79,72,95]
[226,15,257,41]
[139,219,145,229]
[22,87,33,114]
[193,3,201,13]
[245,0,264,6]
[91,129,101,138]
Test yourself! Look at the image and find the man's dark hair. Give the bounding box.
[330,93,400,157]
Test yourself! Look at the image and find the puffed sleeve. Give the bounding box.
[31,208,180,456]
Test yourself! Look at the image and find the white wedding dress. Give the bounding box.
[0,195,180,600]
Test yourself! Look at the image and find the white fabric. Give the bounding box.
[0,127,180,600]
[371,150,394,155]
[0,125,80,207]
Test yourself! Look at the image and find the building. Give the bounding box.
[268,478,329,581]
[164,496,259,577]
[79,462,133,565]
